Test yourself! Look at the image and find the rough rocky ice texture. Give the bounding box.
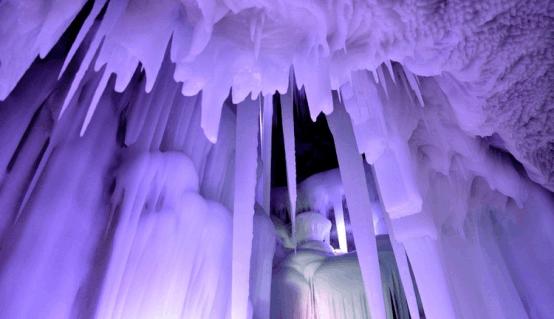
[1,0,551,189]
[374,72,554,318]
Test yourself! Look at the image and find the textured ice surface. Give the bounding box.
[0,1,552,318]
[1,0,552,189]
[271,214,410,319]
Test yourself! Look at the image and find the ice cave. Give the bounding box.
[0,0,552,318]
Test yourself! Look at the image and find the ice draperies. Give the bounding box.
[0,1,553,319]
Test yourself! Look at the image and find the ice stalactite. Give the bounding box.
[280,80,297,244]
[261,95,274,214]
[0,1,552,318]
[341,70,387,164]
[367,168,421,319]
[327,95,387,319]
[231,97,261,319]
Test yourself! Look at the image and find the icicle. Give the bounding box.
[376,66,389,98]
[404,68,424,107]
[371,69,379,84]
[397,66,417,106]
[80,69,110,136]
[59,0,108,77]
[187,20,213,60]
[231,96,260,319]
[327,94,387,319]
[280,76,297,244]
[384,60,395,84]
[332,199,348,253]
[261,95,273,214]
[59,0,129,118]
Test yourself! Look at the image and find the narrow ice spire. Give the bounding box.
[280,75,297,244]
[231,96,260,319]
[58,0,129,119]
[80,69,110,136]
[404,68,424,107]
[59,0,108,77]
[261,95,274,214]
[376,66,389,98]
[384,60,396,84]
[327,94,387,319]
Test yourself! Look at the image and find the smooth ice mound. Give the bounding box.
[271,212,411,319]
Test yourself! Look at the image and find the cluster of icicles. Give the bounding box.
[0,1,553,319]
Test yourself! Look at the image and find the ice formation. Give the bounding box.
[0,0,552,319]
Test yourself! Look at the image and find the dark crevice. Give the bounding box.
[6,103,46,172]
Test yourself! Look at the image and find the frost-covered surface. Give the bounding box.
[0,0,552,318]
[1,0,552,188]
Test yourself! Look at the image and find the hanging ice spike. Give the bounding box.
[327,93,387,319]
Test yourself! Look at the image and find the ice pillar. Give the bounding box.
[231,97,260,319]
[327,94,387,319]
[403,237,457,319]
[261,95,273,215]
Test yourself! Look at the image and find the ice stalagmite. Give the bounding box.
[232,97,260,319]
[327,95,387,319]
[280,82,297,243]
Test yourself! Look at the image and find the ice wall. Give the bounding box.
[0,31,276,317]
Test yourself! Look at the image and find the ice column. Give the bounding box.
[261,95,273,214]
[370,185,421,318]
[327,95,387,319]
[231,97,260,319]
[280,83,297,243]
